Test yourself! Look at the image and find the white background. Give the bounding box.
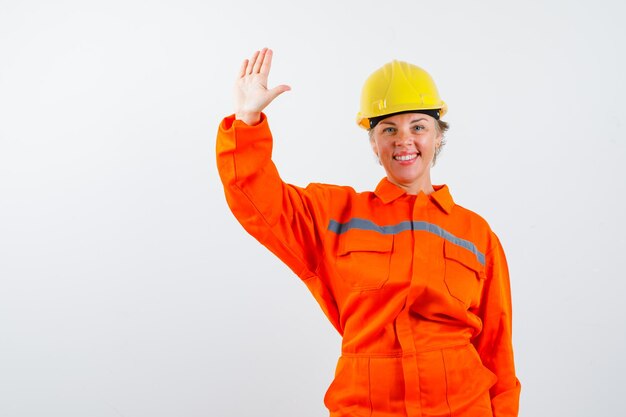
[1,0,625,416]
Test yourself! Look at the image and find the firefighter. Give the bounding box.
[216,48,521,417]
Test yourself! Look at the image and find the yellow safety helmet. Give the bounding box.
[356,60,447,130]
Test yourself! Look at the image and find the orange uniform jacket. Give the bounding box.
[216,114,521,417]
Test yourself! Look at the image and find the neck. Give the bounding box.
[388,177,434,195]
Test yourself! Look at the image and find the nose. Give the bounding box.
[394,131,412,146]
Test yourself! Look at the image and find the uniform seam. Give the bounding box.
[367,357,373,417]
[341,343,471,358]
[440,350,453,417]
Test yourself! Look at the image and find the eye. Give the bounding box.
[382,127,396,134]
[413,125,425,132]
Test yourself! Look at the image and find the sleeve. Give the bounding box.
[215,113,341,333]
[471,233,521,417]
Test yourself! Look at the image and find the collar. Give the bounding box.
[374,178,455,214]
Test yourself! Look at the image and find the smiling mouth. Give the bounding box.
[393,153,419,161]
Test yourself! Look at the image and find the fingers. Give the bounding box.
[252,48,268,73]
[245,50,259,75]
[233,49,289,118]
[260,49,273,74]
[242,48,273,77]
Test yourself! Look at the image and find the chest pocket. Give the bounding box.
[336,233,393,291]
[443,239,485,308]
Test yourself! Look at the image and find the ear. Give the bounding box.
[435,130,443,148]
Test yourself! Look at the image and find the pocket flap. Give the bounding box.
[443,239,484,274]
[339,233,393,256]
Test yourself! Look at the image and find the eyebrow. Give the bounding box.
[379,118,427,126]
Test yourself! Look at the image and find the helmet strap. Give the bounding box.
[369,109,441,129]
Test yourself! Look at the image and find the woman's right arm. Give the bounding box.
[215,49,341,332]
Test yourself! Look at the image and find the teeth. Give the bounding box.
[394,154,417,161]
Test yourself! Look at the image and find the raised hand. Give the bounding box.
[234,48,291,125]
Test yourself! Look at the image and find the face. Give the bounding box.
[369,112,442,195]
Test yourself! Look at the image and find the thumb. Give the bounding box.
[268,84,291,101]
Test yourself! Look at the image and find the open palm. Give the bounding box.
[234,48,290,125]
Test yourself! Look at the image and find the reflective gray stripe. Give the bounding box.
[328,218,485,266]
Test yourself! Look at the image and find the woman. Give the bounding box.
[216,48,521,417]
